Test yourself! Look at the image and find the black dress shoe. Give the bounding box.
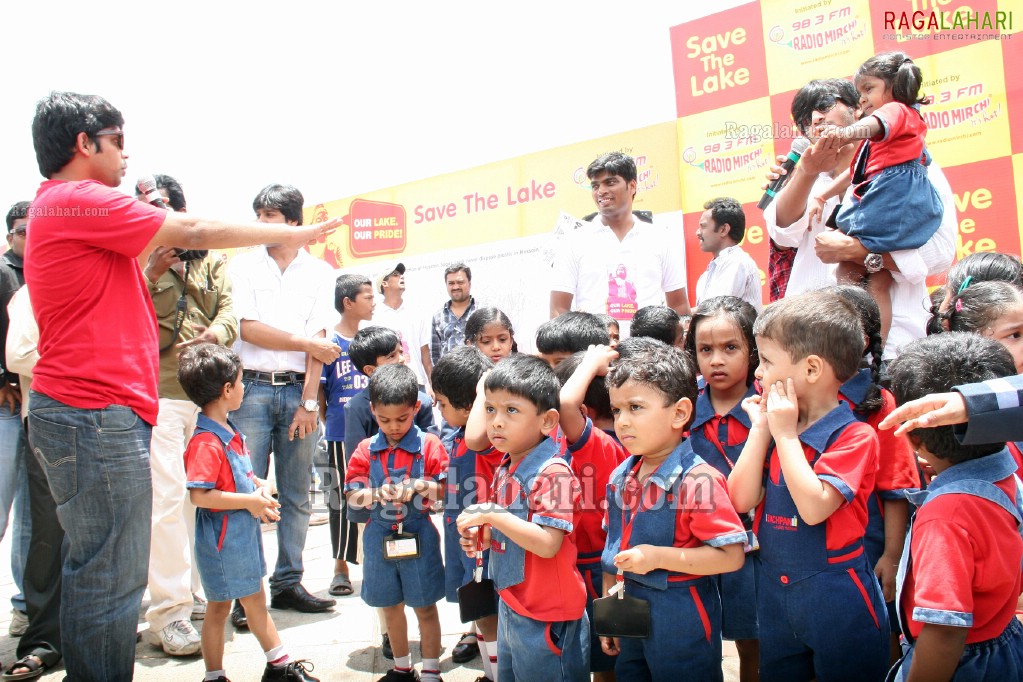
[260,659,319,681]
[451,632,480,663]
[381,633,393,660]
[231,600,248,630]
[269,584,336,613]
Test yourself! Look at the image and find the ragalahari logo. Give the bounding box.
[347,199,407,257]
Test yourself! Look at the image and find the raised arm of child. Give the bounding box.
[559,345,617,443]
[807,167,852,226]
[764,379,846,525]
[728,392,770,513]
[190,485,281,523]
[464,372,491,452]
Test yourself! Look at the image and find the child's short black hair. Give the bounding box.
[535,312,610,354]
[431,346,494,410]
[754,291,863,382]
[177,343,242,408]
[335,273,371,314]
[889,333,1014,463]
[630,305,681,346]
[485,354,560,413]
[552,351,613,422]
[349,326,400,374]
[607,338,698,419]
[368,363,419,409]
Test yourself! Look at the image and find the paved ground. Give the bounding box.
[0,503,740,681]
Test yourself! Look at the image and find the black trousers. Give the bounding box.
[322,440,359,563]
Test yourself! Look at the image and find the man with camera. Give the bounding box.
[136,174,237,656]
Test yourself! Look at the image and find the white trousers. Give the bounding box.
[146,398,201,629]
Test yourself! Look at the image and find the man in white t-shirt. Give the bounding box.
[550,152,690,335]
[371,262,432,389]
[694,197,762,312]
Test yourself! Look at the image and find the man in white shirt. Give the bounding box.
[550,152,690,335]
[371,262,432,389]
[694,197,762,311]
[227,184,341,624]
[765,78,955,358]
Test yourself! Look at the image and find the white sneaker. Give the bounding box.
[9,609,28,637]
[191,594,207,621]
[144,619,201,656]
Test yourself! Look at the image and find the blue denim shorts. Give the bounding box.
[362,517,444,608]
[194,509,266,602]
[716,553,759,640]
[497,599,589,682]
[890,616,1023,681]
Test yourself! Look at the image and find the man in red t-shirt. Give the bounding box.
[23,91,340,682]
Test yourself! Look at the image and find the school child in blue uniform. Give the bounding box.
[888,333,1023,681]
[601,337,747,682]
[345,363,449,682]
[729,291,890,682]
[456,355,589,682]
[832,285,920,666]
[553,346,628,680]
[179,343,318,682]
[431,346,502,680]
[683,296,762,682]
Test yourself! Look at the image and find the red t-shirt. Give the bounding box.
[26,179,166,424]
[839,388,921,495]
[183,430,249,512]
[565,419,627,557]
[610,459,747,582]
[494,457,587,622]
[451,437,502,507]
[758,421,878,552]
[901,474,1023,643]
[861,101,928,178]
[345,433,449,513]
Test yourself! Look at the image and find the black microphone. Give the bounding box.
[757,137,811,210]
[136,175,168,209]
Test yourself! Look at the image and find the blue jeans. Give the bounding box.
[28,391,152,682]
[230,381,317,594]
[0,406,30,612]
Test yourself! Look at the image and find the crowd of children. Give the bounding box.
[163,47,1023,682]
[172,249,1023,681]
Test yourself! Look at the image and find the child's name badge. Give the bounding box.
[383,532,420,561]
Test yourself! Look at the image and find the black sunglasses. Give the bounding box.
[95,127,124,150]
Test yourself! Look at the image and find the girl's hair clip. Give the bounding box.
[957,275,973,295]
[955,299,964,312]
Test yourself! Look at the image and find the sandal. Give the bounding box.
[3,655,47,681]
[328,573,353,597]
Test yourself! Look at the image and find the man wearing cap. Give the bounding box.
[371,262,433,390]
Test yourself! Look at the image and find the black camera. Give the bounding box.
[174,249,208,261]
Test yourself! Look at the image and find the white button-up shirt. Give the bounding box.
[229,247,338,372]
[695,245,763,312]
[372,299,431,385]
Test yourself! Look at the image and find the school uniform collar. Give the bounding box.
[369,424,424,454]
[498,435,560,473]
[839,367,872,407]
[195,413,239,448]
[905,448,1017,508]
[690,383,756,432]
[796,403,858,454]
[623,438,701,492]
